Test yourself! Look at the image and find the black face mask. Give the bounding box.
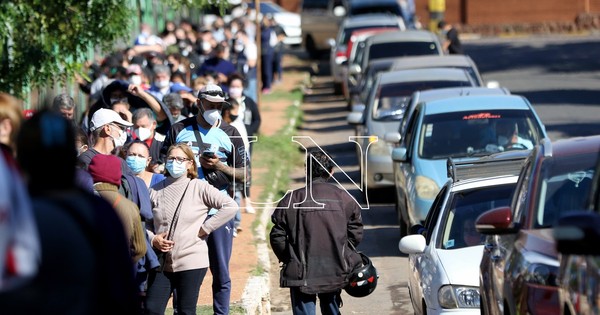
[229,114,239,122]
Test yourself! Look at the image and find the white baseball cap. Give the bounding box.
[90,108,133,131]
[198,83,226,102]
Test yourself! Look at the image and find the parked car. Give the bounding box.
[476,135,600,315]
[329,14,402,95]
[391,95,547,236]
[301,0,405,59]
[349,55,493,111]
[399,152,526,315]
[348,30,443,86]
[347,67,475,198]
[247,2,301,46]
[554,153,600,315]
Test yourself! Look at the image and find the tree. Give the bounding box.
[0,0,228,99]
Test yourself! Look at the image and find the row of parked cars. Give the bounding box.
[330,12,600,315]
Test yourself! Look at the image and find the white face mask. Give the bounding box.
[202,42,212,53]
[201,102,222,125]
[229,87,243,98]
[155,79,170,89]
[166,160,188,178]
[134,127,152,141]
[129,75,142,85]
[234,43,244,53]
[112,129,127,148]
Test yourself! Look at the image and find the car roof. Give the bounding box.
[451,175,520,192]
[415,87,510,102]
[379,68,471,85]
[422,95,531,115]
[342,13,401,27]
[367,30,438,43]
[389,55,476,71]
[545,135,600,159]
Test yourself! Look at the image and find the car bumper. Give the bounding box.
[283,36,302,46]
[427,308,481,315]
[365,154,394,188]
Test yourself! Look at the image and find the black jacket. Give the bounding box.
[270,180,363,294]
[241,95,261,137]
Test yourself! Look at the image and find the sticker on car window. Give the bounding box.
[425,124,433,137]
[445,239,455,248]
[463,113,501,120]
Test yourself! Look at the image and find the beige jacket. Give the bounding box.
[148,175,238,272]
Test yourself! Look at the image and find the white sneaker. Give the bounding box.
[233,230,238,238]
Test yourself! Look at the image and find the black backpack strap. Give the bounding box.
[191,123,204,148]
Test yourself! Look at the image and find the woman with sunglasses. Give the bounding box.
[145,143,238,315]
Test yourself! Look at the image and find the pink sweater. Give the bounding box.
[148,175,238,272]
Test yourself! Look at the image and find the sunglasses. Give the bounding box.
[200,90,224,97]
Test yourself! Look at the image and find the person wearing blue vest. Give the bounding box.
[161,83,247,315]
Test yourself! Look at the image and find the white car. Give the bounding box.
[398,152,527,314]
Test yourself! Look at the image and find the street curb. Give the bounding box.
[241,99,302,314]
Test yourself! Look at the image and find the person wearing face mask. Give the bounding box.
[197,43,236,91]
[149,64,173,101]
[232,30,257,101]
[132,108,165,174]
[160,84,248,315]
[125,140,165,188]
[145,143,237,315]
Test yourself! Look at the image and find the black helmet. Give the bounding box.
[344,253,378,297]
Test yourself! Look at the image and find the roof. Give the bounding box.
[389,55,476,71]
[341,13,401,27]
[367,30,438,44]
[422,95,532,115]
[415,87,510,101]
[379,68,471,85]
[447,150,530,183]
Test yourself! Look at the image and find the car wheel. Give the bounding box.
[333,82,343,95]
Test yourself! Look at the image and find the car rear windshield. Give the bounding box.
[419,109,544,159]
[350,5,402,16]
[533,152,599,229]
[440,184,516,249]
[369,42,439,59]
[373,80,472,121]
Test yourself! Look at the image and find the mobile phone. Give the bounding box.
[202,151,215,158]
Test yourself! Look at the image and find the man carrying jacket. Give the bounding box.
[270,150,364,315]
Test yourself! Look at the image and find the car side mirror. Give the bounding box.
[399,234,426,254]
[554,211,600,255]
[391,147,407,162]
[475,206,517,235]
[384,132,401,144]
[333,6,346,17]
[349,64,361,75]
[351,103,365,113]
[347,112,364,125]
[327,38,336,48]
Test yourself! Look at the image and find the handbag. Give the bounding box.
[191,123,232,190]
[154,180,191,272]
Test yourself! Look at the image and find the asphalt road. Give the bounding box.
[270,34,600,314]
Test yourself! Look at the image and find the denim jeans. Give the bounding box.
[290,287,342,315]
[207,218,234,314]
[144,268,207,315]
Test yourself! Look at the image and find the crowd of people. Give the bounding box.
[0,14,268,315]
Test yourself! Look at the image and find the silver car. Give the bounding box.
[347,68,476,198]
[329,14,402,94]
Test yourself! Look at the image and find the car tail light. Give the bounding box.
[334,49,347,65]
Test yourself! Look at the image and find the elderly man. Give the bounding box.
[160,83,247,315]
[132,107,165,173]
[163,92,186,123]
[51,93,76,122]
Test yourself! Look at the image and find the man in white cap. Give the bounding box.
[160,83,247,315]
[78,108,133,169]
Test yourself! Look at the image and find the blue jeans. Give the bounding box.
[144,268,208,315]
[290,287,342,315]
[207,218,234,314]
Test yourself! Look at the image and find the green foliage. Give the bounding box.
[0,0,132,97]
[0,0,230,98]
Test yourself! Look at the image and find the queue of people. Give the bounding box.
[0,15,265,315]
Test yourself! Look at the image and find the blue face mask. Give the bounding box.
[166,160,188,178]
[126,156,147,174]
